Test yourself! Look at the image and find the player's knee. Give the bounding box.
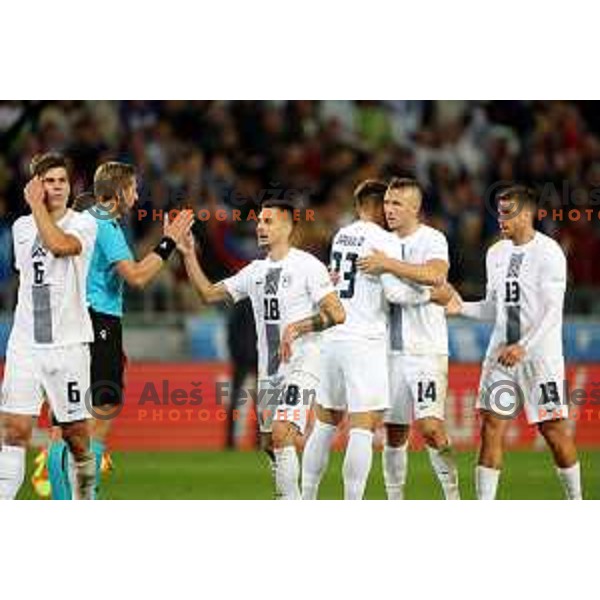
[421,429,445,448]
[385,424,409,447]
[61,421,90,458]
[481,414,505,439]
[539,421,570,448]
[1,415,32,446]
[315,404,343,427]
[417,419,446,447]
[349,417,370,431]
[271,421,296,449]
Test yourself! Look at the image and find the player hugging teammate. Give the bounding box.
[0,159,582,500]
[301,179,456,500]
[301,178,581,500]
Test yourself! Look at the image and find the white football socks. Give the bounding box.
[274,446,301,500]
[476,465,500,500]
[0,445,26,500]
[556,462,582,500]
[301,420,336,500]
[427,445,460,500]
[383,443,408,500]
[343,428,374,500]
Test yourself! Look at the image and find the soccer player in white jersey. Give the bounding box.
[0,153,98,500]
[177,199,345,499]
[302,180,448,500]
[357,177,460,500]
[446,186,581,500]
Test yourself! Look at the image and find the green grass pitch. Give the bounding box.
[17,449,599,499]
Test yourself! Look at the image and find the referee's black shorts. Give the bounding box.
[89,308,126,407]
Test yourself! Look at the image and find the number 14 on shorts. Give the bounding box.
[417,380,436,403]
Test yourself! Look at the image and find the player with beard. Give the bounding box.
[178,200,345,499]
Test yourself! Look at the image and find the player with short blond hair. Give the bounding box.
[301,180,451,500]
[357,177,460,500]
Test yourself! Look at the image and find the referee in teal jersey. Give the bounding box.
[47,162,193,499]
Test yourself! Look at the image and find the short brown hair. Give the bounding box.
[496,185,537,209]
[353,179,388,206]
[94,161,136,201]
[29,153,69,178]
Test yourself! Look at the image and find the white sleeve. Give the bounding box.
[426,230,449,263]
[461,249,496,321]
[11,220,21,271]
[306,257,335,305]
[220,262,255,304]
[520,248,566,352]
[65,214,97,255]
[381,274,431,305]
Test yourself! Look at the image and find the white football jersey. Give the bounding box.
[480,232,566,360]
[222,248,334,380]
[387,224,449,356]
[8,210,97,350]
[325,220,415,341]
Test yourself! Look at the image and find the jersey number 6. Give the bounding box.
[33,261,45,285]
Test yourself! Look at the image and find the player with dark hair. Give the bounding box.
[445,185,582,499]
[0,153,97,499]
[178,199,345,499]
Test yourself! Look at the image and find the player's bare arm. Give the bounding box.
[357,250,448,286]
[280,292,345,363]
[25,177,82,257]
[429,282,457,306]
[447,283,497,320]
[443,285,464,315]
[115,209,194,289]
[177,230,232,304]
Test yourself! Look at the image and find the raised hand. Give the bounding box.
[24,177,46,208]
[164,209,194,244]
[177,230,196,257]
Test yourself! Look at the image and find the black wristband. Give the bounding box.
[153,236,177,261]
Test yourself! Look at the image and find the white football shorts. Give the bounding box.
[318,337,389,414]
[386,354,448,425]
[1,343,91,423]
[476,354,568,424]
[256,340,319,435]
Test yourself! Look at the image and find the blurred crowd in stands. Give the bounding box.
[1,100,599,314]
